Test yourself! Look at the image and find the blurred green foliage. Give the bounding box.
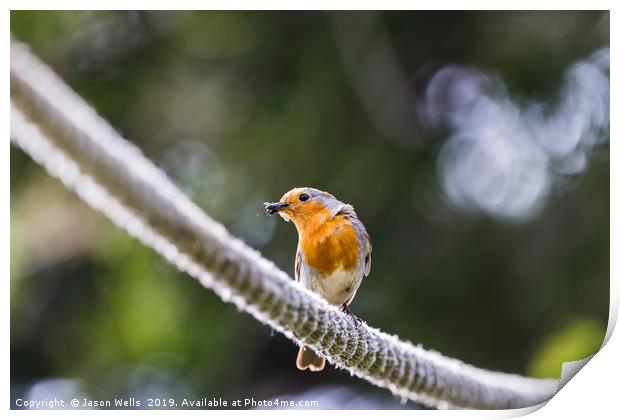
[528,318,606,379]
[10,11,609,408]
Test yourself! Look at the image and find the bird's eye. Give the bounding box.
[299,193,310,202]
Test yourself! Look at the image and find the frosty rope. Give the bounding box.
[10,39,558,409]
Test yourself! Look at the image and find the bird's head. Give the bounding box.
[265,187,344,228]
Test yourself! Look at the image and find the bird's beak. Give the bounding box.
[264,201,290,215]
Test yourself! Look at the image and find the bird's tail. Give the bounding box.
[296,346,325,372]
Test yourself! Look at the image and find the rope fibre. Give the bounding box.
[10,39,558,409]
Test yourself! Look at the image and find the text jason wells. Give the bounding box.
[77,398,141,407]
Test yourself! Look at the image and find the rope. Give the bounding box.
[10,38,558,409]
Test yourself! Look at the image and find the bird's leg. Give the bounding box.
[340,303,362,327]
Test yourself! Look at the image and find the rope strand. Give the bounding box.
[10,38,558,409]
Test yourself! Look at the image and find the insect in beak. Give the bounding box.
[264,201,290,215]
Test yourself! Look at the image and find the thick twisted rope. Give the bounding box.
[10,38,558,409]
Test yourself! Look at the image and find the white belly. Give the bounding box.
[300,266,362,307]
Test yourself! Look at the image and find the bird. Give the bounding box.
[264,187,371,372]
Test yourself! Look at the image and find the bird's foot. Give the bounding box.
[340,303,362,327]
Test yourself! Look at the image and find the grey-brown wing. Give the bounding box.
[294,246,302,282]
[338,204,372,278]
[364,238,372,277]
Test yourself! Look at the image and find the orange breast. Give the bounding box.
[300,215,360,275]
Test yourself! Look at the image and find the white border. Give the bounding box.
[2,1,616,11]
[5,4,616,419]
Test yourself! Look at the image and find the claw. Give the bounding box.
[341,303,362,327]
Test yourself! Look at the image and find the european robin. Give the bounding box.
[265,187,372,372]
